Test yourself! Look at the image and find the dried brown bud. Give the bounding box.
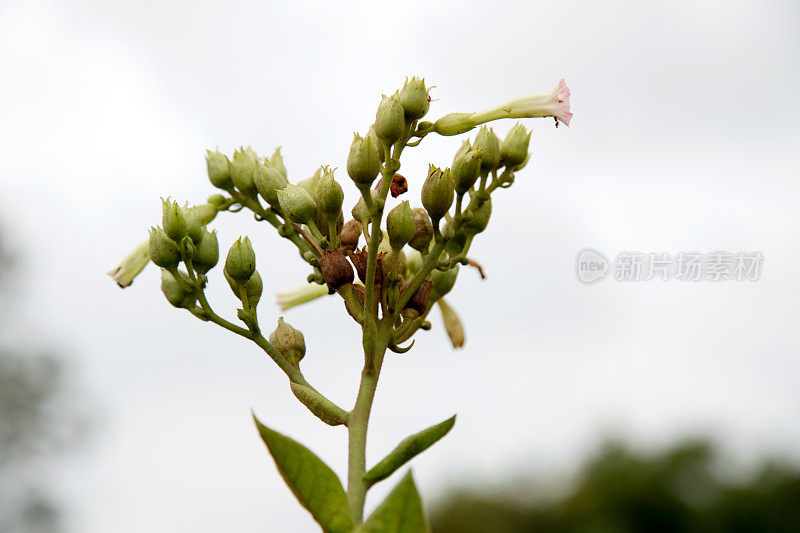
[390,174,408,198]
[319,249,354,290]
[347,247,384,285]
[402,279,433,315]
[338,219,362,251]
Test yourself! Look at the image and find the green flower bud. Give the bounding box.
[421,165,454,221]
[207,194,228,209]
[230,147,258,194]
[183,206,204,243]
[398,77,430,121]
[161,198,187,242]
[347,133,381,186]
[452,141,483,194]
[298,167,322,196]
[225,267,262,307]
[161,269,196,309]
[193,229,219,273]
[225,236,256,282]
[463,197,492,234]
[381,249,405,281]
[474,126,501,171]
[433,112,476,136]
[386,200,414,250]
[149,227,180,268]
[501,123,531,168]
[269,318,306,365]
[269,147,287,178]
[254,160,288,208]
[404,249,423,277]
[408,208,433,252]
[431,264,459,300]
[374,92,405,145]
[276,184,317,224]
[314,169,344,217]
[367,126,385,163]
[351,190,379,223]
[206,150,232,189]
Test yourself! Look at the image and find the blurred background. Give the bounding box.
[1,0,799,531]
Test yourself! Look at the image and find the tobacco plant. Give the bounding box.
[109,77,572,532]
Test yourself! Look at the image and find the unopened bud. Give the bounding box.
[298,167,322,196]
[230,146,258,194]
[374,92,406,145]
[463,197,492,235]
[347,133,381,186]
[386,200,414,250]
[193,229,219,273]
[269,147,287,178]
[269,318,306,365]
[149,227,180,268]
[338,219,362,251]
[254,160,288,208]
[404,249,423,277]
[183,206,204,243]
[474,126,501,171]
[398,77,430,121]
[162,198,187,242]
[161,269,196,309]
[276,184,317,224]
[381,249,405,281]
[452,141,483,194]
[421,165,454,221]
[367,126,385,163]
[225,236,256,282]
[314,169,344,217]
[225,267,262,307]
[207,194,227,209]
[431,264,459,299]
[319,249,354,290]
[408,208,433,252]
[351,190,379,223]
[206,150,232,189]
[501,123,531,168]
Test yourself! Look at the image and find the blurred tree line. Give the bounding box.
[431,439,800,532]
[0,228,83,532]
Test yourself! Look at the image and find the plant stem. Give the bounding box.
[346,336,387,524]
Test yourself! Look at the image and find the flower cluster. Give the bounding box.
[109,76,571,531]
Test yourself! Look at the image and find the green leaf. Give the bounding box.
[364,415,456,484]
[359,471,429,533]
[253,414,353,533]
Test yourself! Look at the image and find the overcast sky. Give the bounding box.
[1,0,799,531]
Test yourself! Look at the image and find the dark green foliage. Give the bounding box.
[431,439,800,533]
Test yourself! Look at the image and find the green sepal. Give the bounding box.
[363,415,456,484]
[253,415,354,533]
[358,471,430,533]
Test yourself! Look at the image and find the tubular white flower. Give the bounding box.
[107,240,150,288]
[473,78,572,126]
[276,282,329,311]
[433,79,572,135]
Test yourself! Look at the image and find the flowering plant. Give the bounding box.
[110,77,571,532]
